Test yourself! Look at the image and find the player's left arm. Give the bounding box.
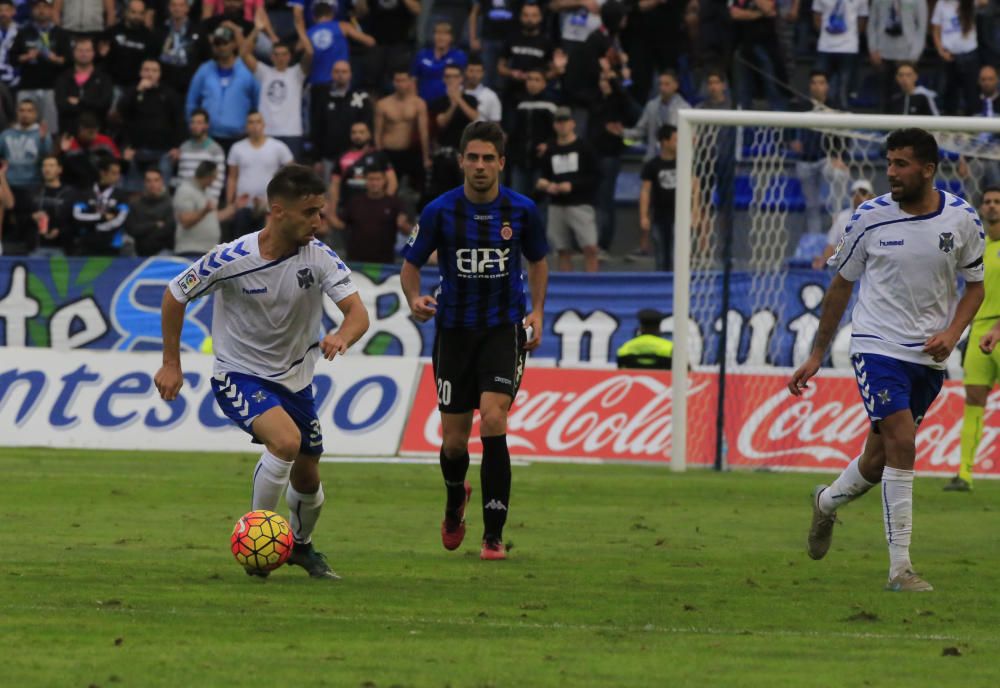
[980,319,1000,354]
[321,292,370,359]
[522,203,550,351]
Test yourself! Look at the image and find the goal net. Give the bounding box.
[671,110,1000,472]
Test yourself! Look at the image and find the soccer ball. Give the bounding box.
[231,510,294,573]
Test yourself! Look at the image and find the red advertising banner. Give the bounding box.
[399,364,1000,475]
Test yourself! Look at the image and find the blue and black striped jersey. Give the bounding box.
[405,185,549,329]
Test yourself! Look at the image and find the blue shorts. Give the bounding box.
[851,353,944,428]
[211,372,324,455]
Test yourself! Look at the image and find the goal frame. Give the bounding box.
[672,109,1000,472]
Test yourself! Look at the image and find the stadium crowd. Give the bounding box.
[0,0,997,270]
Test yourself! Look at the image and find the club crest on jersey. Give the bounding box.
[939,232,955,254]
[178,269,201,295]
[297,267,314,289]
[500,222,513,241]
[407,223,419,246]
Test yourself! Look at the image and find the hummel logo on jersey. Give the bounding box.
[242,286,267,295]
[879,239,904,247]
[484,499,508,511]
[297,267,315,289]
[939,232,955,253]
[457,248,510,275]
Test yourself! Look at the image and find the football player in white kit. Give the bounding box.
[789,128,985,592]
[154,164,371,579]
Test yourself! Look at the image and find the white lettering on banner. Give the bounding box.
[0,348,420,455]
[0,265,39,346]
[49,298,109,349]
[552,310,618,365]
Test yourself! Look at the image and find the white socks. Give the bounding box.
[287,483,325,545]
[881,467,915,578]
[251,450,292,511]
[818,456,876,515]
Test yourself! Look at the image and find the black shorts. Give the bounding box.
[432,323,528,413]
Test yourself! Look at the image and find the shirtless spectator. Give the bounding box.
[375,68,429,197]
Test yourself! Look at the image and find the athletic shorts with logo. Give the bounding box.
[432,323,528,413]
[963,318,1000,387]
[211,371,324,454]
[851,353,944,429]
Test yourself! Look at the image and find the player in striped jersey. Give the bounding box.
[944,185,1000,491]
[402,121,549,560]
[155,165,370,579]
[789,128,985,592]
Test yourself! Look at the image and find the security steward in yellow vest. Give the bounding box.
[616,308,673,370]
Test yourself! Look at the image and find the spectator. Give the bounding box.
[312,60,374,175]
[890,61,939,115]
[173,160,244,256]
[202,0,279,60]
[53,36,114,135]
[976,64,1000,117]
[185,24,259,151]
[698,68,733,109]
[155,0,200,94]
[33,154,75,254]
[355,0,420,92]
[639,124,678,272]
[932,0,979,115]
[626,71,690,161]
[791,71,850,235]
[467,0,516,88]
[125,168,174,255]
[622,0,684,102]
[552,0,604,49]
[0,0,20,90]
[866,0,927,112]
[54,0,115,40]
[507,69,555,196]
[375,68,430,197]
[814,178,874,268]
[11,0,71,133]
[411,21,467,103]
[329,120,397,213]
[99,0,157,92]
[331,166,408,263]
[537,106,599,272]
[497,2,553,111]
[115,58,184,186]
[176,108,226,201]
[562,0,630,134]
[616,308,673,369]
[0,98,51,240]
[589,70,638,258]
[465,54,501,123]
[728,0,789,111]
[71,155,129,255]
[426,62,478,200]
[813,0,868,109]
[59,110,122,187]
[226,110,293,238]
[240,24,312,160]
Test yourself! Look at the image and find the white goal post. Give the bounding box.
[672,110,1000,472]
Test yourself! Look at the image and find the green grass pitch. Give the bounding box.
[2,448,999,687]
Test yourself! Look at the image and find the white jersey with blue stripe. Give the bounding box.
[829,190,985,369]
[168,231,358,392]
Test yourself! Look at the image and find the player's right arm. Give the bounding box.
[788,273,855,396]
[154,289,187,401]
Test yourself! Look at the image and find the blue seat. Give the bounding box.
[614,170,642,204]
[788,233,830,268]
[713,174,806,212]
[935,179,965,198]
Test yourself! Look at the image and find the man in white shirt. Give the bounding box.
[813,0,869,109]
[464,54,501,123]
[226,111,294,240]
[814,178,875,269]
[155,164,371,579]
[239,21,312,160]
[790,128,985,592]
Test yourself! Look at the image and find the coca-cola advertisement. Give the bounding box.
[398,365,1000,475]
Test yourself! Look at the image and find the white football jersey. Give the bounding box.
[168,231,359,392]
[831,191,985,369]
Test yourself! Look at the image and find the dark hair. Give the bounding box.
[959,0,975,34]
[78,111,99,130]
[467,53,484,68]
[194,160,217,179]
[600,1,627,36]
[443,63,463,76]
[704,67,726,83]
[459,120,505,157]
[190,107,210,123]
[266,164,326,202]
[657,124,677,141]
[809,69,829,81]
[885,128,939,168]
[313,2,333,18]
[40,153,61,166]
[433,21,452,33]
[144,168,163,177]
[659,70,679,82]
[895,61,918,74]
[97,155,120,173]
[17,98,38,110]
[981,185,1000,201]
[392,67,411,78]
[0,0,14,7]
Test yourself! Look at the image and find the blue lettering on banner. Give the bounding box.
[333,376,398,432]
[0,369,46,425]
[312,375,333,416]
[50,365,101,427]
[198,386,231,428]
[94,373,152,428]
[145,372,201,429]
